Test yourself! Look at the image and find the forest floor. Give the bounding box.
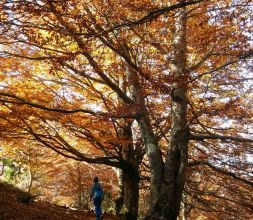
[0,182,121,220]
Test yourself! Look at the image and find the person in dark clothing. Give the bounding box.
[90,177,104,220]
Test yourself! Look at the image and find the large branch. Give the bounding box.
[1,51,134,104]
[21,119,122,167]
[82,52,134,104]
[187,51,253,84]
[0,92,137,119]
[82,0,203,36]
[0,51,54,60]
[190,133,253,143]
[185,188,253,211]
[0,92,103,115]
[61,62,106,84]
[0,92,132,118]
[48,2,134,105]
[54,130,121,167]
[33,132,120,167]
[0,108,121,167]
[189,160,253,187]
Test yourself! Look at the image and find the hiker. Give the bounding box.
[90,176,104,220]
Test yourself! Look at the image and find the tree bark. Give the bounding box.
[137,114,164,212]
[115,168,124,216]
[145,7,189,220]
[115,164,140,220]
[116,65,141,219]
[121,163,140,220]
[120,122,140,220]
[122,43,164,215]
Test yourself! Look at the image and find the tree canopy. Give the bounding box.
[0,0,252,219]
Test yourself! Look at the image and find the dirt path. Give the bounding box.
[0,182,120,220]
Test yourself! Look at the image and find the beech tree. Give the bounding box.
[0,0,253,219]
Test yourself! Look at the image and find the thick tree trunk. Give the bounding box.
[115,165,140,220]
[145,121,189,220]
[122,43,164,219]
[158,124,189,220]
[179,194,188,220]
[145,7,189,220]
[121,122,140,220]
[116,56,142,219]
[122,164,140,220]
[137,115,164,211]
[115,168,124,216]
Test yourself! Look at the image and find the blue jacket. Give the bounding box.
[90,183,104,199]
